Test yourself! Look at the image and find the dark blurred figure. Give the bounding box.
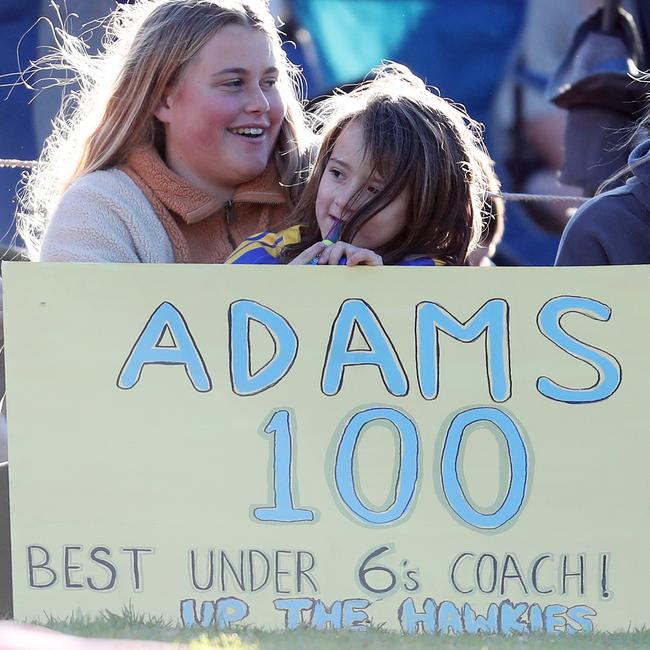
[555,98,650,265]
[492,0,601,265]
[550,0,649,197]
[553,1,650,265]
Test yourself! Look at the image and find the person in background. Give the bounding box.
[490,0,601,265]
[555,99,650,265]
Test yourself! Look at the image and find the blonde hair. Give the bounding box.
[283,63,489,265]
[17,0,313,259]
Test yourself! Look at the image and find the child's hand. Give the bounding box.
[318,241,383,266]
[289,241,383,266]
[288,241,329,265]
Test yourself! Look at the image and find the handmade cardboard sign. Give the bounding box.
[3,262,649,634]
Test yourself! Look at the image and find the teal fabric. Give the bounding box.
[295,1,430,87]
[292,0,525,130]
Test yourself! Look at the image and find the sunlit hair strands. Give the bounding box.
[17,0,313,259]
[283,63,490,266]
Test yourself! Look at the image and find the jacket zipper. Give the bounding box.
[224,200,235,224]
[222,197,283,250]
[223,196,284,220]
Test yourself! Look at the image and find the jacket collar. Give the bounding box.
[126,146,286,225]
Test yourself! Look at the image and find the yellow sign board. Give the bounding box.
[3,263,649,634]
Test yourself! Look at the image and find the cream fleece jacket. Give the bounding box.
[39,148,288,263]
[39,169,174,263]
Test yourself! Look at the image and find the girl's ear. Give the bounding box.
[154,87,176,124]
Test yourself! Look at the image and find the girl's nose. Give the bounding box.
[332,195,347,219]
[333,189,356,218]
[245,85,270,114]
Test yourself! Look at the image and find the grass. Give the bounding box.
[31,605,650,649]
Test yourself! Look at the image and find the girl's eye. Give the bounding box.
[262,78,278,89]
[223,79,243,88]
[329,168,343,179]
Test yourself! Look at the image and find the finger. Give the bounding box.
[347,250,383,266]
[318,243,334,265]
[290,241,327,265]
[346,250,369,266]
[327,242,347,266]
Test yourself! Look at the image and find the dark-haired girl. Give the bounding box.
[227,63,493,267]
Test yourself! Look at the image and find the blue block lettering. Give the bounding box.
[566,605,596,633]
[537,296,621,403]
[500,601,528,634]
[229,300,298,396]
[335,408,419,525]
[253,410,315,522]
[322,299,408,396]
[273,598,313,630]
[341,598,370,630]
[416,300,511,402]
[462,603,498,633]
[215,597,249,628]
[437,601,463,634]
[180,599,215,628]
[118,302,211,391]
[311,599,343,630]
[441,407,527,529]
[528,603,544,632]
[397,598,437,634]
[543,604,567,634]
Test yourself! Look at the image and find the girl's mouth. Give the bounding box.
[228,127,265,138]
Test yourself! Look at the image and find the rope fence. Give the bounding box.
[0,159,37,170]
[490,191,589,205]
[0,157,590,204]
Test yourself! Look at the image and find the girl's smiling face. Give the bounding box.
[315,121,410,249]
[155,24,286,201]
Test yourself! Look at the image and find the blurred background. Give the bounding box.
[1,0,648,264]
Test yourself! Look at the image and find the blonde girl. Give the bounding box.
[17,0,314,263]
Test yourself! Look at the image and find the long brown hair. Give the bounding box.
[18,0,313,259]
[283,63,489,265]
